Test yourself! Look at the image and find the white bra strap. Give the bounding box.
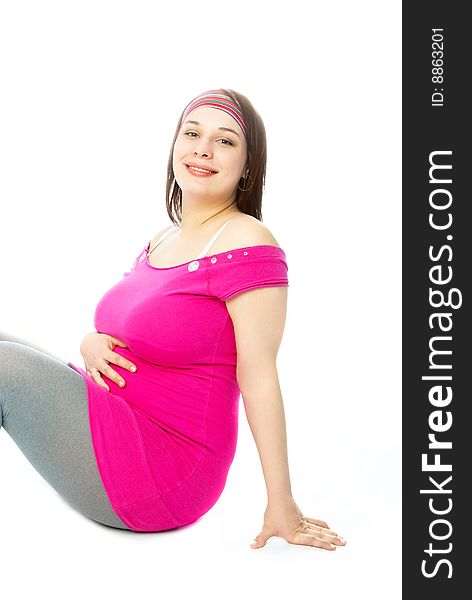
[147,225,178,256]
[195,218,234,259]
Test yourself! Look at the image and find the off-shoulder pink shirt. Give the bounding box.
[68,222,289,532]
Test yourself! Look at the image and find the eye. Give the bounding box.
[184,131,233,146]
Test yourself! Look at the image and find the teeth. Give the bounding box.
[188,165,214,174]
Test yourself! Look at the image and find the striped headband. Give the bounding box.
[178,90,248,141]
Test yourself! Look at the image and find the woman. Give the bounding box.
[0,88,346,550]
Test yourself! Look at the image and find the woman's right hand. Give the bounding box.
[80,331,137,392]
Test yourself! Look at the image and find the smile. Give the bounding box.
[185,165,217,177]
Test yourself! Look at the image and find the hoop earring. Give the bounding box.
[237,173,254,192]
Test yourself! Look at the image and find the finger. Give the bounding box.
[333,537,347,546]
[304,523,347,545]
[108,335,128,348]
[250,531,272,549]
[309,527,347,546]
[302,517,329,529]
[88,369,110,392]
[101,362,126,388]
[108,351,137,373]
[291,532,337,551]
[302,520,339,537]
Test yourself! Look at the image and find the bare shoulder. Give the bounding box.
[149,224,176,247]
[221,213,281,250]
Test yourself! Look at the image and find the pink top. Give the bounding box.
[68,220,289,532]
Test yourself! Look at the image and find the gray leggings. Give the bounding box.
[0,330,131,531]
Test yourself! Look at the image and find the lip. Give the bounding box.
[185,164,218,177]
[184,161,218,173]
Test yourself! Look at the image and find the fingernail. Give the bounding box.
[130,366,136,372]
[119,381,124,387]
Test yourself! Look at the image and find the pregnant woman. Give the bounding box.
[1,88,346,550]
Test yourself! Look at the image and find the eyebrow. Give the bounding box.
[183,120,240,138]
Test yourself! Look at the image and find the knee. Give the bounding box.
[0,342,25,427]
[0,341,30,384]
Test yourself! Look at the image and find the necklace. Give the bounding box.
[199,202,238,225]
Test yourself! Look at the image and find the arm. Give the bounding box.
[226,286,346,551]
[226,285,292,502]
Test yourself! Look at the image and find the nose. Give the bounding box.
[193,138,212,158]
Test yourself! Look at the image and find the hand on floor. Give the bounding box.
[250,496,347,551]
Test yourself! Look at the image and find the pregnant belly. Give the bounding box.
[104,347,212,449]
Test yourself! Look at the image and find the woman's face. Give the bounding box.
[172,106,248,202]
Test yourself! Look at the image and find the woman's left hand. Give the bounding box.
[250,496,347,551]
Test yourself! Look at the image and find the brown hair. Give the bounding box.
[165,88,267,225]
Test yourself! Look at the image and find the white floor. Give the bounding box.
[1,427,401,600]
[0,0,401,596]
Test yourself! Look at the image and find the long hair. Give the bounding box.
[165,88,267,225]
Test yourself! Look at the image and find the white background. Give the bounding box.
[0,1,401,598]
